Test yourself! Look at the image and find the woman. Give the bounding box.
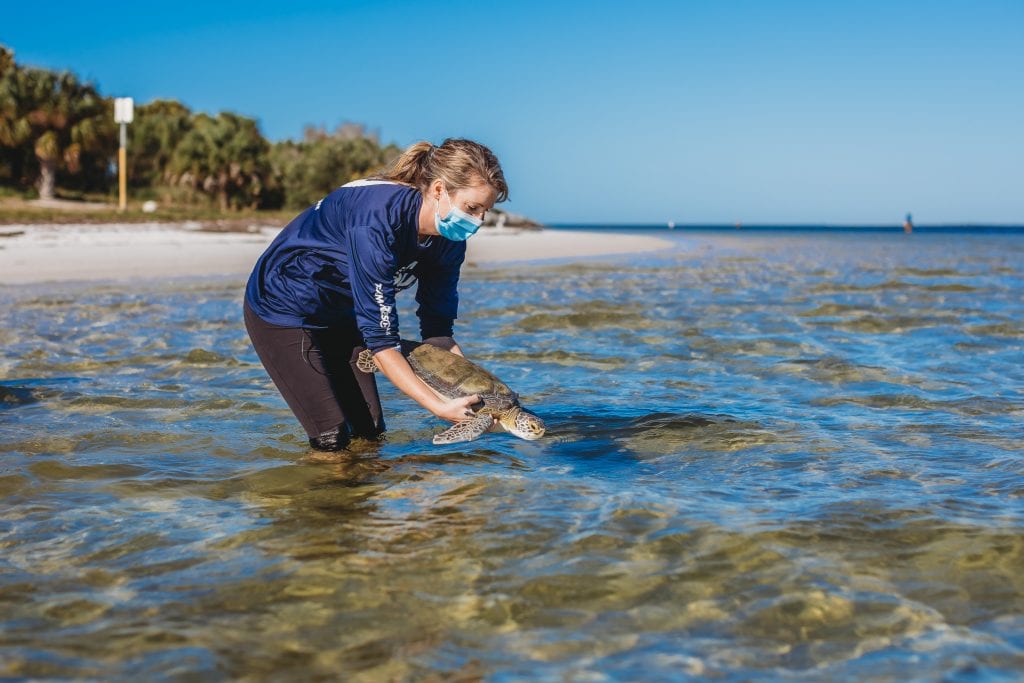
[244,138,508,451]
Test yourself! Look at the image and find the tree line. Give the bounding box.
[0,45,401,210]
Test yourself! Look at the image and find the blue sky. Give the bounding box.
[4,0,1022,224]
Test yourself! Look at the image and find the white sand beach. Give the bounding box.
[0,223,674,285]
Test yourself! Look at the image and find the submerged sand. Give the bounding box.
[0,223,674,285]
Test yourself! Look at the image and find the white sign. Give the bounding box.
[114,97,134,124]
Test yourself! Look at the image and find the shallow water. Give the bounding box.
[1,231,1022,681]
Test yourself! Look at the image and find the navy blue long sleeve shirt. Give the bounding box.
[245,180,466,352]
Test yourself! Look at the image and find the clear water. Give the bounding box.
[1,231,1022,681]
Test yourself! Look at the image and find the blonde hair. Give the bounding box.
[380,138,509,202]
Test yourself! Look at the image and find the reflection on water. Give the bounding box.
[1,232,1023,680]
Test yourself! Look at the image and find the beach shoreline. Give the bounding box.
[0,223,675,286]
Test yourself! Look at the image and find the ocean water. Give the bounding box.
[1,230,1022,681]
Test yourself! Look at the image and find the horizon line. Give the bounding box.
[548,225,1024,233]
[547,222,1024,229]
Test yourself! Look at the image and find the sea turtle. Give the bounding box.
[356,340,546,445]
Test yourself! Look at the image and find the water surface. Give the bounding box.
[1,231,1022,680]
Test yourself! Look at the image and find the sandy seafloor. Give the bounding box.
[1,226,1022,681]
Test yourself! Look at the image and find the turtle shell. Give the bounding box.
[403,341,518,412]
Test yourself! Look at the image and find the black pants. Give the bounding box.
[244,300,384,450]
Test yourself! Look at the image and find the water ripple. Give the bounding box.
[1,232,1022,680]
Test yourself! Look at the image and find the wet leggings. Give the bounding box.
[243,301,384,451]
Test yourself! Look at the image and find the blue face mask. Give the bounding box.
[435,186,483,241]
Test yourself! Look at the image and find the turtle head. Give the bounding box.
[499,406,545,441]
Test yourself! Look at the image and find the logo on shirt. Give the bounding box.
[393,261,418,292]
[374,283,392,335]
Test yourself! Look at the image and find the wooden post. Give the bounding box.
[118,128,127,211]
[114,98,133,211]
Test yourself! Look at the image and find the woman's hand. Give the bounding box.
[433,394,483,423]
[422,336,465,357]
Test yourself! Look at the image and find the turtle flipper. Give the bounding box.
[355,349,377,374]
[433,414,494,445]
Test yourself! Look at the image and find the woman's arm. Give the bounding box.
[372,347,478,422]
[415,242,464,355]
[422,335,465,358]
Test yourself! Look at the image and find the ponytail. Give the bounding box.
[379,138,509,202]
[380,140,435,190]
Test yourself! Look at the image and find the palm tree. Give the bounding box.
[0,45,34,189]
[0,45,18,186]
[0,46,114,200]
[129,99,192,192]
[168,111,271,210]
